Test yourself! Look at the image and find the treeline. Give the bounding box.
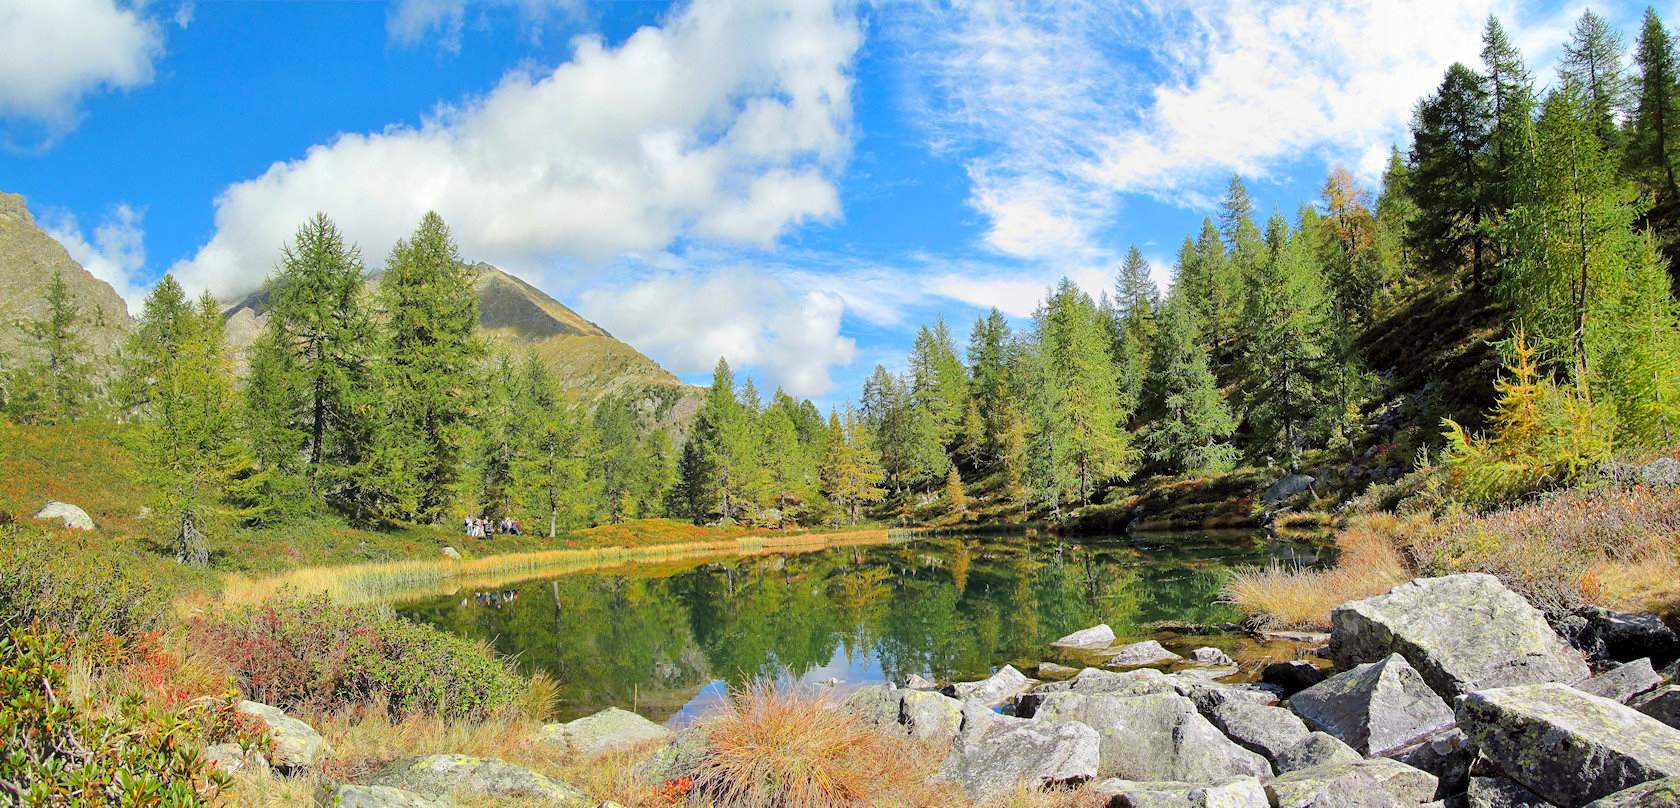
[831,9,1680,517]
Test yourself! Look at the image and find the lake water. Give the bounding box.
[397,531,1327,724]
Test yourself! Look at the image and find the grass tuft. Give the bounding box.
[1224,513,1412,630]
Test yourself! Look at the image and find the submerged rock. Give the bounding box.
[1570,658,1661,704]
[236,700,328,772]
[538,707,669,758]
[33,501,93,531]
[331,785,461,808]
[1103,640,1184,668]
[1052,624,1117,651]
[1456,682,1680,806]
[1189,647,1235,667]
[370,755,587,805]
[1031,691,1270,782]
[1582,776,1680,807]
[1092,776,1269,808]
[1326,574,1589,699]
[1288,653,1457,757]
[932,700,1100,802]
[1266,758,1437,808]
[942,664,1036,706]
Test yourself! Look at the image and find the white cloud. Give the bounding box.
[173,0,860,303]
[580,269,857,398]
[42,204,149,312]
[387,0,583,51]
[0,0,162,138]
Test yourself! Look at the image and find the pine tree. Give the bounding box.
[1032,278,1133,507]
[363,212,484,522]
[1239,214,1335,468]
[1141,293,1236,474]
[1630,7,1680,192]
[1410,63,1493,285]
[4,268,97,424]
[1559,9,1631,152]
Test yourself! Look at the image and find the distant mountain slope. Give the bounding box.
[0,193,130,366]
[222,263,700,429]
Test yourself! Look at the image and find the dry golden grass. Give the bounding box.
[1224,513,1414,630]
[693,683,958,808]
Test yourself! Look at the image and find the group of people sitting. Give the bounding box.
[463,515,523,538]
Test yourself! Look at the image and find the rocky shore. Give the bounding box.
[223,572,1680,807]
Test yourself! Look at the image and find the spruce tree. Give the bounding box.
[1560,9,1631,152]
[681,359,761,521]
[5,268,97,424]
[1239,214,1335,468]
[1374,148,1420,287]
[1141,293,1236,474]
[364,212,484,522]
[860,364,943,496]
[1113,245,1158,404]
[966,309,1014,464]
[1219,178,1267,341]
[1630,7,1680,192]
[1409,63,1493,284]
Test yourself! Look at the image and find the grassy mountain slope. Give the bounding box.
[0,192,130,365]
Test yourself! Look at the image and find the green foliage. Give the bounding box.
[1028,278,1135,509]
[197,595,523,721]
[907,319,969,448]
[1630,8,1680,192]
[1409,62,1493,283]
[860,364,944,497]
[1559,9,1631,152]
[819,408,884,524]
[1141,294,1236,475]
[0,537,166,641]
[1238,214,1336,468]
[508,354,591,537]
[3,269,99,425]
[0,629,247,806]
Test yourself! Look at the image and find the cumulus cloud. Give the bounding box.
[173,0,860,303]
[0,0,163,140]
[387,0,583,51]
[41,204,150,312]
[580,269,857,398]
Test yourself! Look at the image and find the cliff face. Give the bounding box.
[0,193,131,367]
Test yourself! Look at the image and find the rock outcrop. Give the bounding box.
[331,785,461,808]
[1581,776,1680,807]
[0,193,130,367]
[1265,757,1437,808]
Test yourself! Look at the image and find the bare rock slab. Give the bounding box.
[1031,691,1270,782]
[538,707,669,757]
[1053,624,1117,651]
[1582,776,1680,807]
[943,664,1036,706]
[1267,758,1438,808]
[370,755,587,805]
[1200,697,1311,766]
[1093,776,1269,808]
[1456,683,1680,807]
[1289,653,1456,757]
[933,700,1100,802]
[1327,574,1589,700]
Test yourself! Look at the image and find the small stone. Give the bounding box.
[538,707,670,758]
[33,501,94,530]
[1052,624,1117,651]
[1189,647,1235,667]
[942,664,1036,706]
[1102,640,1183,668]
[903,673,937,689]
[1571,658,1662,704]
[632,726,709,784]
[441,546,462,560]
[236,700,329,772]
[203,742,268,776]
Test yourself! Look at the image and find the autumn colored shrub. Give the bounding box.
[0,536,167,641]
[194,595,522,721]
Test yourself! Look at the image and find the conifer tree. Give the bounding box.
[1219,179,1267,341]
[1482,16,1536,213]
[509,354,590,537]
[1032,278,1133,507]
[760,391,811,525]
[1318,168,1382,328]
[861,364,943,496]
[908,318,969,447]
[1141,293,1236,474]
[966,309,1014,464]
[239,328,311,522]
[1374,148,1420,287]
[681,359,762,521]
[4,268,97,423]
[819,407,884,524]
[1630,7,1680,192]
[364,212,484,522]
[1560,9,1631,151]
[474,353,522,520]
[1239,214,1335,468]
[944,461,966,516]
[1409,63,1493,284]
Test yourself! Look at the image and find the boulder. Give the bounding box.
[203,742,268,776]
[1456,682,1680,806]
[1189,647,1236,667]
[1634,685,1680,729]
[1326,574,1589,700]
[1571,658,1661,704]
[1582,776,1680,807]
[1266,758,1438,808]
[1092,776,1269,808]
[1390,729,1471,798]
[1031,691,1271,782]
[1274,732,1362,774]
[1263,474,1316,505]
[1198,697,1311,766]
[903,673,937,689]
[33,501,93,531]
[632,726,709,784]
[1176,679,1282,708]
[1032,667,1177,697]
[1466,777,1553,808]
[942,664,1036,706]
[1289,653,1456,757]
[369,755,588,805]
[1103,640,1183,668]
[1264,660,1329,696]
[845,683,903,727]
[237,700,328,771]
[1173,665,1241,682]
[901,689,963,746]
[440,546,461,561]
[331,785,461,808]
[1558,606,1680,666]
[538,707,670,757]
[1052,624,1117,651]
[932,700,1100,802]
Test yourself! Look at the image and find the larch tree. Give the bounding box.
[819,407,884,524]
[966,309,1015,465]
[908,318,969,448]
[1239,214,1335,468]
[1482,16,1537,214]
[1559,9,1631,153]
[1318,167,1382,329]
[1630,7,1680,193]
[1140,292,1236,475]
[5,268,97,424]
[509,354,590,537]
[1032,278,1133,508]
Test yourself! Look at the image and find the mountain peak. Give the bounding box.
[0,191,131,367]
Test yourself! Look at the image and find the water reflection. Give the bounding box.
[397,531,1323,723]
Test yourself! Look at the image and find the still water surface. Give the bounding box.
[397,531,1324,724]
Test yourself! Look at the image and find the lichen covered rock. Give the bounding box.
[331,785,461,808]
[236,700,328,771]
[369,755,587,805]
[1582,776,1680,807]
[1093,776,1269,807]
[1288,653,1456,756]
[932,700,1099,802]
[1266,758,1437,808]
[538,707,669,758]
[1031,691,1270,781]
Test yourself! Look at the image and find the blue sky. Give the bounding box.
[0,0,1652,406]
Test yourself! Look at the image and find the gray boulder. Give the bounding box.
[904,673,937,689]
[901,689,963,746]
[1190,647,1236,667]
[440,546,461,561]
[1582,776,1680,807]
[1038,661,1081,678]
[845,683,903,727]
[1267,758,1438,808]
[330,785,461,808]
[1032,667,1176,697]
[1289,653,1456,757]
[1456,682,1680,806]
[1327,574,1589,700]
[34,501,94,531]
[1177,679,1283,708]
[1263,474,1316,505]
[370,755,587,805]
[1200,697,1311,766]
[1104,640,1184,668]
[237,700,328,771]
[932,700,1099,802]
[1092,776,1269,807]
[1031,691,1270,781]
[203,742,268,776]
[1559,606,1680,667]
[1274,732,1363,774]
[1390,729,1471,798]
[632,725,709,784]
[942,664,1036,706]
[1052,624,1117,651]
[538,707,669,757]
[1571,658,1661,704]
[1634,685,1680,729]
[1466,777,1553,808]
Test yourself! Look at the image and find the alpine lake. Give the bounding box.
[396,530,1329,725]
